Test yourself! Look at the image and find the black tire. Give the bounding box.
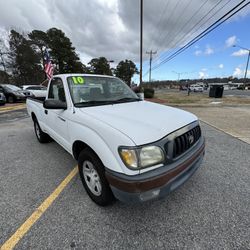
[34,119,51,143]
[8,95,15,103]
[78,148,115,206]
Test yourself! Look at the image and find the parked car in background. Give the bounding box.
[0,91,6,105]
[22,85,47,99]
[230,86,238,90]
[0,84,31,103]
[190,85,203,92]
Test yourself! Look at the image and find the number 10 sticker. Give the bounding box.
[72,76,85,84]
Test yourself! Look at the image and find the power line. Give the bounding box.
[160,0,224,59]
[151,0,249,72]
[168,0,231,54]
[152,0,228,69]
[151,0,211,65]
[154,0,248,69]
[148,0,170,50]
[153,0,182,51]
[144,0,228,77]
[155,0,196,55]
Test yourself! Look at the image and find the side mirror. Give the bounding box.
[43,99,67,110]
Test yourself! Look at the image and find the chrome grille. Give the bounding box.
[172,125,201,158]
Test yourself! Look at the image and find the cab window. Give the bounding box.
[48,78,66,102]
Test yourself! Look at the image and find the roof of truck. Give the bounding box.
[53,73,116,78]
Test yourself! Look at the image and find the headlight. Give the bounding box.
[139,146,164,168]
[119,145,164,169]
[119,148,138,169]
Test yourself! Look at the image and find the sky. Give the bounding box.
[0,0,250,83]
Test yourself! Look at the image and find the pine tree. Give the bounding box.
[115,60,138,86]
[9,30,44,84]
[88,57,112,75]
[46,28,86,73]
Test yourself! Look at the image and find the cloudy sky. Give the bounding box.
[0,0,250,82]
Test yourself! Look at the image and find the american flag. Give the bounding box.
[44,48,54,79]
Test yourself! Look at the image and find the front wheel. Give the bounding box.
[8,95,15,103]
[34,119,51,143]
[78,148,115,206]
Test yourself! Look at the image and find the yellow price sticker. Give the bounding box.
[72,76,85,85]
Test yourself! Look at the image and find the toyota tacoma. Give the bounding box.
[27,74,205,206]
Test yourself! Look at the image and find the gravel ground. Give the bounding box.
[0,115,249,250]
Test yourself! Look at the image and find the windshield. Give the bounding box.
[67,76,140,107]
[3,84,22,91]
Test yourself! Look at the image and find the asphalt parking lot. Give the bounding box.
[0,109,250,249]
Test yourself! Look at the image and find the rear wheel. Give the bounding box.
[34,119,51,143]
[78,148,115,206]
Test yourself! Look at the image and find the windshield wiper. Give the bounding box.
[74,100,114,107]
[74,98,141,107]
[113,97,141,103]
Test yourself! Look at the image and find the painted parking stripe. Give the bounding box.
[1,166,78,250]
[0,105,26,113]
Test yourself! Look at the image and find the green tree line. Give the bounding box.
[0,28,138,86]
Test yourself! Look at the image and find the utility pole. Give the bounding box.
[108,59,114,76]
[146,50,157,82]
[139,0,143,89]
[172,71,186,81]
[0,49,9,83]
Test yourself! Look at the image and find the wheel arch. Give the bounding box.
[31,112,37,122]
[72,140,98,161]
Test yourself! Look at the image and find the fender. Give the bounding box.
[69,118,139,176]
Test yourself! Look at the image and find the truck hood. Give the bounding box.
[79,101,197,145]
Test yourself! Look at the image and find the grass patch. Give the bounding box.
[156,91,210,104]
[155,91,250,105]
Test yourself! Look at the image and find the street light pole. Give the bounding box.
[139,0,143,88]
[233,44,250,88]
[243,50,250,81]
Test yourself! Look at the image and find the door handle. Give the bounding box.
[45,110,48,115]
[58,116,66,122]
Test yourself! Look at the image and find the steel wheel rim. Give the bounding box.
[82,160,102,196]
[35,123,40,139]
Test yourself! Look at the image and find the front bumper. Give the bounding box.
[106,137,205,203]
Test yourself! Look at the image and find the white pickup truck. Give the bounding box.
[27,74,205,206]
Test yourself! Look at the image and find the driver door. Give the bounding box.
[45,77,71,151]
